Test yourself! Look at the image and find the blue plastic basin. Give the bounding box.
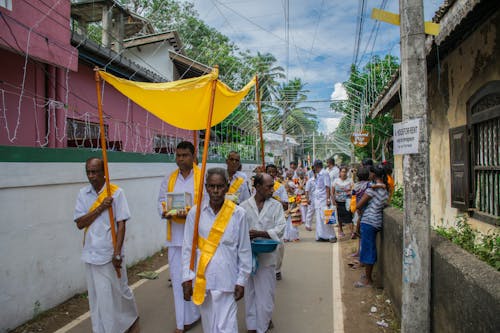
[251,239,280,253]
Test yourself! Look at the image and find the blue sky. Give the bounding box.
[188,0,443,133]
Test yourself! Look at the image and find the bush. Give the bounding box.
[390,184,403,210]
[435,215,500,271]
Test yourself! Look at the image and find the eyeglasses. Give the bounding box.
[206,183,227,190]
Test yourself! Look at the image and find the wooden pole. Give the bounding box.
[255,75,265,169]
[399,0,430,331]
[190,66,218,270]
[94,68,120,278]
[193,130,198,163]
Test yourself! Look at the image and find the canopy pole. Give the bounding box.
[255,75,265,169]
[193,130,198,163]
[190,66,219,270]
[94,67,120,278]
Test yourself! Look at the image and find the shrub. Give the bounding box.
[435,215,500,271]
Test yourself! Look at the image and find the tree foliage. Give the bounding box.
[330,55,399,163]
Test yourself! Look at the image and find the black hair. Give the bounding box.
[362,158,374,167]
[356,166,370,181]
[382,162,393,175]
[253,173,265,187]
[176,141,195,154]
[266,164,277,172]
[227,150,240,158]
[290,161,297,166]
[370,165,388,188]
[327,157,335,165]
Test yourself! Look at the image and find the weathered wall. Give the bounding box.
[380,208,500,332]
[0,160,257,332]
[427,10,500,233]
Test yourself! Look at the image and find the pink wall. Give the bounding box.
[0,0,78,71]
[0,48,193,151]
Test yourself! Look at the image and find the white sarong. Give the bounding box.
[85,262,138,333]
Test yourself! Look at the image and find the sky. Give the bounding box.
[187,0,443,133]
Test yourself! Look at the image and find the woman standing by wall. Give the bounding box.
[332,166,354,238]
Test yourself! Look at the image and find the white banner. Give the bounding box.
[393,119,420,155]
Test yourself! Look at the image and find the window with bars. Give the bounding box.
[153,134,178,154]
[449,81,500,225]
[66,118,121,151]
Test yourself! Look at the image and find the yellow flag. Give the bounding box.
[98,69,256,130]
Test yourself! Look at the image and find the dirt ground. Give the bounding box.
[9,248,168,333]
[339,235,400,333]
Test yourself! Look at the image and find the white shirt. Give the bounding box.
[74,184,131,265]
[313,169,331,207]
[228,171,252,204]
[273,182,288,203]
[327,166,340,184]
[240,197,286,267]
[157,168,203,247]
[182,201,252,291]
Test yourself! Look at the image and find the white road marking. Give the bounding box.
[332,242,344,333]
[53,264,169,333]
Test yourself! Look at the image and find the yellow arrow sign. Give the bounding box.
[371,8,440,36]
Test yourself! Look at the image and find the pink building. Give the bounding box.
[0,0,207,155]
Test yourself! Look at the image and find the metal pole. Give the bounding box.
[399,0,431,331]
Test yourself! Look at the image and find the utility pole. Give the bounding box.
[399,0,431,332]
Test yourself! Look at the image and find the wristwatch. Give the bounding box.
[114,254,122,261]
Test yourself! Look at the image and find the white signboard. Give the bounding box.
[393,119,420,155]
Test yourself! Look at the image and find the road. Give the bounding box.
[58,228,343,333]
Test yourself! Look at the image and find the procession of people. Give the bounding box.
[74,142,391,333]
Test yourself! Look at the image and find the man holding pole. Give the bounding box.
[181,167,252,332]
[74,157,140,333]
[158,141,201,333]
[240,173,286,333]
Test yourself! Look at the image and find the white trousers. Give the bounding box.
[200,290,238,333]
[168,246,200,330]
[300,204,308,226]
[315,206,336,240]
[284,216,299,241]
[245,265,276,333]
[305,203,315,229]
[85,262,138,333]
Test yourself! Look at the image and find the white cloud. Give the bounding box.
[187,0,441,104]
[330,83,347,101]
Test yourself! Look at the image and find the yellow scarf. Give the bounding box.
[166,164,201,241]
[84,183,119,245]
[227,176,244,195]
[192,199,236,305]
[273,180,282,201]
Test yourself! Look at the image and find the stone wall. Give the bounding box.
[379,208,500,332]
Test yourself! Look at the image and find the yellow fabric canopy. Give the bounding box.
[98,69,256,130]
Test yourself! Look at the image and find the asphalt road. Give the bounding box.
[61,228,339,333]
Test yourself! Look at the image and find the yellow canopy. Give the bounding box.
[98,69,256,130]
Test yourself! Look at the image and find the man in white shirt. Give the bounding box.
[225,151,251,204]
[74,157,140,333]
[182,167,252,333]
[326,157,340,185]
[312,160,337,243]
[240,173,286,333]
[265,164,288,281]
[158,141,201,333]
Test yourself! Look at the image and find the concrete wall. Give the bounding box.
[123,43,175,80]
[0,161,257,332]
[380,208,500,332]
[427,10,500,233]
